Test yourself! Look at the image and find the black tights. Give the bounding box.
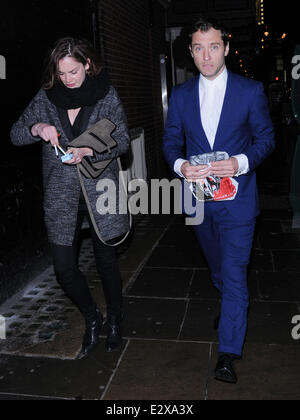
[50,205,122,322]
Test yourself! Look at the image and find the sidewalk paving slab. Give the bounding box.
[0,180,300,400]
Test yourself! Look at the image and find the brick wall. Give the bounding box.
[97,0,169,179]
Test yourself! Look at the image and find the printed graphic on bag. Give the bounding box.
[189,152,239,202]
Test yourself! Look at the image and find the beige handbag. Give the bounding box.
[69,119,132,247]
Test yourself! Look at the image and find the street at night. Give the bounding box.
[1,0,300,402]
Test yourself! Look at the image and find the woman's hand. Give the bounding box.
[31,123,60,146]
[64,147,94,165]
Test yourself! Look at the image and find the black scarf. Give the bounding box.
[45,69,111,109]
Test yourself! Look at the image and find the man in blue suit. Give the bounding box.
[163,16,275,384]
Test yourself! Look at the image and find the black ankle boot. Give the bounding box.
[106,313,123,352]
[81,308,104,357]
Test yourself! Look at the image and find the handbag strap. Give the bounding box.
[77,158,132,247]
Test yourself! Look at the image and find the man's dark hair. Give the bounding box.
[189,16,230,47]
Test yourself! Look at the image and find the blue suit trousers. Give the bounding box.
[193,202,256,356]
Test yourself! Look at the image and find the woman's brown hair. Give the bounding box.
[42,37,102,90]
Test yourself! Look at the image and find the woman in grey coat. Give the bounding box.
[11,37,130,357]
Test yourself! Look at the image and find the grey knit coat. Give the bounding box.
[10,86,130,246]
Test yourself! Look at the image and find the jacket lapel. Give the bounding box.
[56,105,95,143]
[187,76,212,152]
[56,107,74,141]
[189,70,236,152]
[213,71,234,151]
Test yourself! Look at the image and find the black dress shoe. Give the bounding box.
[106,313,123,352]
[214,354,238,384]
[81,309,104,357]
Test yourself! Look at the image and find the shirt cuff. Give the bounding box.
[232,154,249,177]
[174,158,188,178]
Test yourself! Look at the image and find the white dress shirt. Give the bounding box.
[174,68,249,178]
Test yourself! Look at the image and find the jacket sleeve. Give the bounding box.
[10,90,44,146]
[163,86,186,173]
[243,83,275,172]
[90,88,130,163]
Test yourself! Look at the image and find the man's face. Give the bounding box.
[190,27,229,80]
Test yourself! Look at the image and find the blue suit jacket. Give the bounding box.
[163,71,275,221]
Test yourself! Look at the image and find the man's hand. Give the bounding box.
[181,162,211,182]
[210,157,239,178]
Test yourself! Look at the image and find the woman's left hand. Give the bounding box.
[64,147,93,165]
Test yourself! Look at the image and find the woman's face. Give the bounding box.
[58,56,89,89]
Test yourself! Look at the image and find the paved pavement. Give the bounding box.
[0,152,300,401]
